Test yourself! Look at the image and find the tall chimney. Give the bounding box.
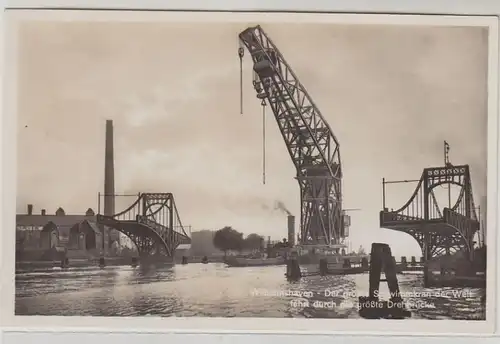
[104,120,115,217]
[287,215,295,247]
[27,204,33,215]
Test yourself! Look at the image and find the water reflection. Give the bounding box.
[15,263,485,319]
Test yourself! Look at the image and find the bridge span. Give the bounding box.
[97,193,191,259]
[380,162,481,286]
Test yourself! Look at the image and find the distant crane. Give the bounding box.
[341,208,361,252]
[238,25,347,248]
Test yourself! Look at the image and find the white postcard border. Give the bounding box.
[1,10,498,336]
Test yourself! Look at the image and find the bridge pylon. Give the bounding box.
[96,193,191,259]
[380,164,480,283]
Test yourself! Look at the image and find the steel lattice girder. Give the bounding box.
[239,25,345,246]
[96,193,190,257]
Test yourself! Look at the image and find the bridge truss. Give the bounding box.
[380,164,479,262]
[238,25,346,247]
[97,193,191,258]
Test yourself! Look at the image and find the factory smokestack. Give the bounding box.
[287,215,295,247]
[102,120,118,251]
[104,120,115,217]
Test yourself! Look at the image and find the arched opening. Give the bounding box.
[429,182,463,219]
[68,222,98,251]
[50,231,59,248]
[85,230,96,250]
[68,224,81,249]
[41,222,60,250]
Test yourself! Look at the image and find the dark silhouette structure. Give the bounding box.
[238,25,348,247]
[97,121,191,260]
[97,193,191,258]
[358,243,411,319]
[286,257,301,281]
[380,142,481,286]
[102,120,120,250]
[16,205,103,253]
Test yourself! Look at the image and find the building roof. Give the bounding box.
[17,215,104,245]
[36,219,103,245]
[82,220,102,235]
[39,221,75,244]
[40,221,58,233]
[16,214,97,227]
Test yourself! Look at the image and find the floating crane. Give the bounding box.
[238,25,348,248]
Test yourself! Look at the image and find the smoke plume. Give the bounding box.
[274,200,292,216]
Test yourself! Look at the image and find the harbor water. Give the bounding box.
[15,263,485,319]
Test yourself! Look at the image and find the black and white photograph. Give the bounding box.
[2,10,498,334]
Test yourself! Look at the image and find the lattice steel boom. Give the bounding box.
[97,193,191,258]
[238,25,345,246]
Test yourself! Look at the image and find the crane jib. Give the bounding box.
[238,25,347,247]
[239,29,339,176]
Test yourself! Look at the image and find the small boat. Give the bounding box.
[224,256,285,267]
[299,258,369,275]
[201,256,209,264]
[293,245,369,276]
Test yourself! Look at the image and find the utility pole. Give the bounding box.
[444,141,452,208]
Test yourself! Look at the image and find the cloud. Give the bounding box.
[16,21,488,257]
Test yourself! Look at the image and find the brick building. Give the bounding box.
[16,204,119,260]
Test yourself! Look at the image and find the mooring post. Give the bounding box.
[359,243,410,319]
[286,252,301,281]
[319,258,328,276]
[361,257,369,270]
[99,256,106,269]
[385,250,402,302]
[367,244,383,299]
[60,256,69,269]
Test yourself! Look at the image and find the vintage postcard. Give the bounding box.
[1,10,498,335]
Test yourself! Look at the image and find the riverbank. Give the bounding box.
[16,255,227,273]
[16,256,135,272]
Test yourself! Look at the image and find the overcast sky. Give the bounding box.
[15,21,488,257]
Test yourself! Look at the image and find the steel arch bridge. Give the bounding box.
[96,193,191,258]
[380,165,479,263]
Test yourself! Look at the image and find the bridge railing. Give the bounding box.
[97,193,142,220]
[381,176,426,225]
[97,193,191,242]
[380,211,423,224]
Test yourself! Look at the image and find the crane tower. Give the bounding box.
[238,25,347,247]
